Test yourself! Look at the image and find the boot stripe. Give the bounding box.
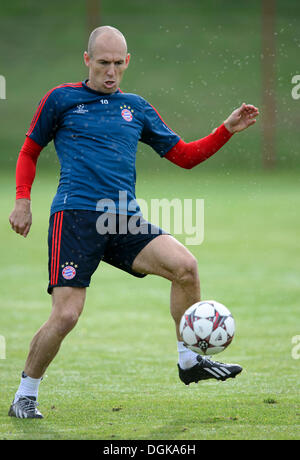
[220,366,231,375]
[204,367,222,378]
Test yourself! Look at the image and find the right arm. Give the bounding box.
[9,87,59,237]
[9,137,42,237]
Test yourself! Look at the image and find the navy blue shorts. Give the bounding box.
[47,210,166,294]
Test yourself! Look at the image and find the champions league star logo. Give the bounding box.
[73,104,89,114]
[120,105,134,122]
[61,262,78,280]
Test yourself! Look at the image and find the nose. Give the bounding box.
[106,63,116,78]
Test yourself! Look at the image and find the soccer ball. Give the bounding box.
[179,300,235,355]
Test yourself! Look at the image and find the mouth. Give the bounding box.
[103,81,116,89]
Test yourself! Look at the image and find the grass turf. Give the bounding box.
[0,167,299,440]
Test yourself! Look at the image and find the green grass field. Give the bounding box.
[0,167,299,440]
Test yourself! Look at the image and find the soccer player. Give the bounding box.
[8,26,259,419]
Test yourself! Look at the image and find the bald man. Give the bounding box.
[9,26,259,418]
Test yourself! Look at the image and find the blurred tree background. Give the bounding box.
[0,0,299,173]
[1,2,300,442]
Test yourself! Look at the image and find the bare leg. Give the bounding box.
[24,287,86,378]
[170,278,200,340]
[132,235,200,340]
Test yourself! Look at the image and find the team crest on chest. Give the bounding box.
[61,262,78,280]
[120,105,134,122]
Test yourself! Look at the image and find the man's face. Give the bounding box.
[84,33,130,94]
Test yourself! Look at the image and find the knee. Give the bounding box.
[54,308,80,337]
[51,287,85,337]
[54,308,81,337]
[51,301,83,337]
[173,254,199,285]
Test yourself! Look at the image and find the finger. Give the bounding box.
[244,104,257,110]
[10,220,18,231]
[247,107,259,114]
[22,224,31,238]
[9,216,17,229]
[15,226,23,235]
[245,105,259,115]
[12,225,21,234]
[238,103,253,116]
[240,103,256,111]
[243,109,259,121]
[13,224,26,235]
[239,102,247,112]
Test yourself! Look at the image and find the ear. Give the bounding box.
[83,51,90,67]
[125,53,131,67]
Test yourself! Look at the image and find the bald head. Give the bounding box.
[87,26,127,57]
[84,25,130,94]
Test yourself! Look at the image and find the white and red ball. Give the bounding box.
[179,300,235,355]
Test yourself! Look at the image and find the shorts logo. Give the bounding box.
[120,105,134,122]
[61,262,77,280]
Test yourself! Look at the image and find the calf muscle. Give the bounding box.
[24,287,86,379]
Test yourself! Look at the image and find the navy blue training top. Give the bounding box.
[26,80,180,216]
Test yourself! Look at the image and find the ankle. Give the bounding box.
[177,341,199,370]
[14,371,42,403]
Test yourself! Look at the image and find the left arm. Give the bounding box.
[165,103,259,169]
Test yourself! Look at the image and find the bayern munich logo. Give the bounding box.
[120,105,134,122]
[62,265,77,280]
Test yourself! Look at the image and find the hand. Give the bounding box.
[9,199,32,237]
[224,103,259,134]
